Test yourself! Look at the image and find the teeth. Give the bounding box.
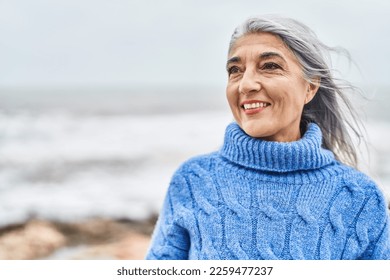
[243,102,269,110]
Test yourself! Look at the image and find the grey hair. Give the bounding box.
[229,15,364,167]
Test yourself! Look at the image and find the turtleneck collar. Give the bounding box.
[219,122,335,172]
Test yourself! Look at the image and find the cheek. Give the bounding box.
[271,83,307,112]
[226,86,242,123]
[278,95,303,113]
[226,85,238,107]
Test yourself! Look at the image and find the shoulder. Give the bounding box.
[338,165,389,220]
[340,165,386,199]
[173,152,219,177]
[166,152,219,196]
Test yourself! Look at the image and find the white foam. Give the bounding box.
[359,121,390,200]
[0,110,389,227]
[0,111,232,226]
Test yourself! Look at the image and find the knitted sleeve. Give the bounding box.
[145,170,191,260]
[357,189,390,260]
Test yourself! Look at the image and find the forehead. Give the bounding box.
[229,32,295,59]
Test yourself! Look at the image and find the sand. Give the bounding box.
[0,217,156,260]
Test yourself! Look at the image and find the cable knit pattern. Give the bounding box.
[146,122,390,260]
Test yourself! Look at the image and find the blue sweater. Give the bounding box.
[146,123,390,259]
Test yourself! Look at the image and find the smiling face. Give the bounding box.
[226,32,319,142]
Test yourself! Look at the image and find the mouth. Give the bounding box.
[241,100,271,114]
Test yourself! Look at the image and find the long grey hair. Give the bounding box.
[229,15,364,167]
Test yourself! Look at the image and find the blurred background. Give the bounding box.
[0,0,389,259]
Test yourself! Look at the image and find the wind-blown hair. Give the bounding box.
[229,15,364,167]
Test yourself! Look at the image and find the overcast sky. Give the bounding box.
[0,0,389,89]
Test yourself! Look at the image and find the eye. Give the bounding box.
[227,66,241,76]
[261,62,282,70]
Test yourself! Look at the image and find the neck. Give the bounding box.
[261,130,301,142]
[220,122,335,172]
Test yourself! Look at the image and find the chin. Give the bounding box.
[240,121,268,139]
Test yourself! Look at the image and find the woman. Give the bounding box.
[145,15,390,260]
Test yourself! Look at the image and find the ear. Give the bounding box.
[304,77,320,104]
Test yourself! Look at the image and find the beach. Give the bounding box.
[0,86,389,259]
[0,218,155,260]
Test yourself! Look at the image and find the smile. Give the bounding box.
[241,101,271,110]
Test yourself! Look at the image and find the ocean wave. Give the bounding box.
[0,111,232,226]
[0,110,388,227]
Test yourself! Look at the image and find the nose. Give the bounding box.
[238,69,261,95]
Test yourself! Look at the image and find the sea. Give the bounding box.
[0,85,389,227]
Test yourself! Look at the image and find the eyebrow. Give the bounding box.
[226,56,241,70]
[259,51,287,62]
[226,51,287,70]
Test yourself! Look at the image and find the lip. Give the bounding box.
[240,99,271,115]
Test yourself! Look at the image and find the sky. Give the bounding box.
[0,0,389,89]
